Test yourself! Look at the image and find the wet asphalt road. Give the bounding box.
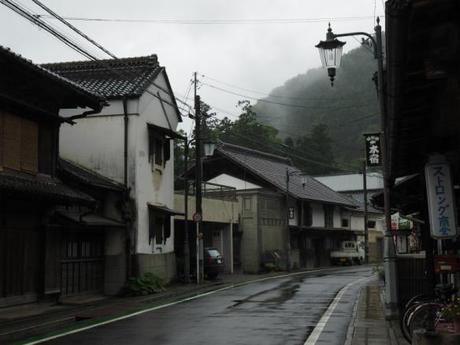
[42,267,373,345]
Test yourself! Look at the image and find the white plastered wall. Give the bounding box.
[135,71,179,255]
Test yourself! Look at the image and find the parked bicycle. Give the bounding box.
[400,284,457,343]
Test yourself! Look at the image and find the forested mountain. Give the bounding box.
[253,44,380,169]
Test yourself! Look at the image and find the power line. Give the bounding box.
[31,0,116,59]
[35,14,385,25]
[200,74,355,102]
[0,0,99,60]
[224,131,355,173]
[1,0,196,118]
[202,82,374,110]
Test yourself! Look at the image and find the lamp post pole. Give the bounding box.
[316,18,398,317]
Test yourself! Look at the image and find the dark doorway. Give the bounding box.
[61,231,104,296]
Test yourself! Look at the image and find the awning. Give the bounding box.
[147,123,186,140]
[371,174,421,214]
[147,203,184,216]
[55,210,125,227]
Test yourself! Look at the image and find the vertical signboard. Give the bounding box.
[364,133,382,167]
[425,156,458,239]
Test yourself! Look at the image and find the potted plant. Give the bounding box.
[440,297,460,333]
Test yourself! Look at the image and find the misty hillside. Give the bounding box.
[254,45,380,167]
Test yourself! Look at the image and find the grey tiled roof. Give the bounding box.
[0,170,94,205]
[42,55,162,99]
[58,158,125,192]
[216,142,357,207]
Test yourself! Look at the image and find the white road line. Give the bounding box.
[23,267,371,345]
[303,276,372,345]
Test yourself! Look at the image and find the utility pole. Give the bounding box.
[285,168,292,272]
[363,161,369,265]
[194,72,203,284]
[183,138,190,283]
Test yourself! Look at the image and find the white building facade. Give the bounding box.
[44,56,182,280]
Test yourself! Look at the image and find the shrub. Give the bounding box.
[125,272,166,296]
[373,265,385,282]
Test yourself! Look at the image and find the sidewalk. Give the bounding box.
[347,280,408,345]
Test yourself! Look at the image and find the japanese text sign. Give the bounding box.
[364,133,382,167]
[425,156,458,239]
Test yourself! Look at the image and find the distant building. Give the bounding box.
[200,142,360,272]
[316,173,384,263]
[44,56,183,281]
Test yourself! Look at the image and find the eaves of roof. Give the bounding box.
[0,46,104,111]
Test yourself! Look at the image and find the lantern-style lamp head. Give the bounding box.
[301,174,308,189]
[203,141,216,157]
[315,23,346,86]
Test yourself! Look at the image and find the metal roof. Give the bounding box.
[315,173,384,192]
[215,142,356,207]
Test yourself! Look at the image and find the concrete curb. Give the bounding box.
[343,285,362,345]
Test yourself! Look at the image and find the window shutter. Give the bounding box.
[163,216,171,243]
[3,113,21,170]
[20,118,38,173]
[163,139,170,165]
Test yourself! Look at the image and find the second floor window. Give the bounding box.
[148,127,171,169]
[324,205,334,228]
[0,112,38,174]
[303,203,312,227]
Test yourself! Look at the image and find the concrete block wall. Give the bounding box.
[136,252,176,282]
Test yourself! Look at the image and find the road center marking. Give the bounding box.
[303,276,371,345]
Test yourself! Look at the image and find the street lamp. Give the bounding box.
[315,23,346,86]
[315,17,399,318]
[203,141,216,158]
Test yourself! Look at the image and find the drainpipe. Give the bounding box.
[123,97,132,278]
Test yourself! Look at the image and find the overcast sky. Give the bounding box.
[0,0,386,133]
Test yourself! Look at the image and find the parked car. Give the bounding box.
[204,247,224,279]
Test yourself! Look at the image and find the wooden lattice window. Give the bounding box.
[0,112,38,174]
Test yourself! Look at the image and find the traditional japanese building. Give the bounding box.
[0,46,105,306]
[375,0,460,306]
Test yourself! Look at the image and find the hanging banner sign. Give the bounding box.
[425,156,458,239]
[364,133,382,167]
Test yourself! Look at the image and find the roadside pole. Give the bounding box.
[194,72,203,284]
[363,161,369,264]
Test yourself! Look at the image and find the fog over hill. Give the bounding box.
[253,44,380,167]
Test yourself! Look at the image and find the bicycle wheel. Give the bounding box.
[408,303,443,338]
[401,304,419,343]
[405,294,434,310]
